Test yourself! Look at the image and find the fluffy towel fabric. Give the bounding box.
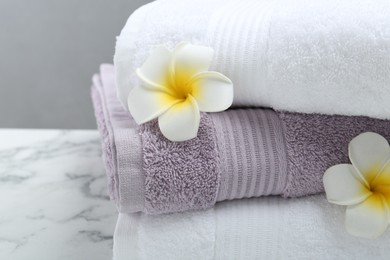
[114,195,390,260]
[140,115,220,214]
[91,64,390,214]
[115,0,390,120]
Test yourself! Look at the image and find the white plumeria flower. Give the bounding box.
[127,42,233,142]
[323,132,390,239]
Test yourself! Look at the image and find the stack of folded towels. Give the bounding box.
[91,0,390,259]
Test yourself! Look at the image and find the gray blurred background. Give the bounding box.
[0,0,152,129]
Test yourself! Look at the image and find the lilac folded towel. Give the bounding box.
[91,64,390,215]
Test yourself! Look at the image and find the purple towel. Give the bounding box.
[92,64,390,215]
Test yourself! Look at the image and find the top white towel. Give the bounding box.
[115,0,390,119]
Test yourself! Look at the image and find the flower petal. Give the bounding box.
[136,45,173,93]
[158,95,200,142]
[323,164,371,206]
[372,159,390,187]
[190,71,233,112]
[345,194,389,239]
[128,86,180,125]
[172,42,214,88]
[349,132,390,186]
[374,184,390,213]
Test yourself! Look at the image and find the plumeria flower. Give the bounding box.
[127,42,233,142]
[323,132,390,239]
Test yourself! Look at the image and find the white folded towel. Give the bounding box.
[114,195,390,260]
[115,0,390,119]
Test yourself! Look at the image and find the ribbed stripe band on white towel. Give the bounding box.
[214,199,281,260]
[207,0,278,107]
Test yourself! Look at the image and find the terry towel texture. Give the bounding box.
[114,195,390,260]
[115,0,390,120]
[92,64,390,214]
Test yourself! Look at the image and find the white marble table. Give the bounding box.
[0,129,117,260]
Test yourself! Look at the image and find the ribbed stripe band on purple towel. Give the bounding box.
[212,110,287,202]
[91,64,390,214]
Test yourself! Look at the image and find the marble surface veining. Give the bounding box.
[0,129,117,260]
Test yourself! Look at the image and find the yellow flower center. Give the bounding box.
[167,68,195,100]
[364,165,390,211]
